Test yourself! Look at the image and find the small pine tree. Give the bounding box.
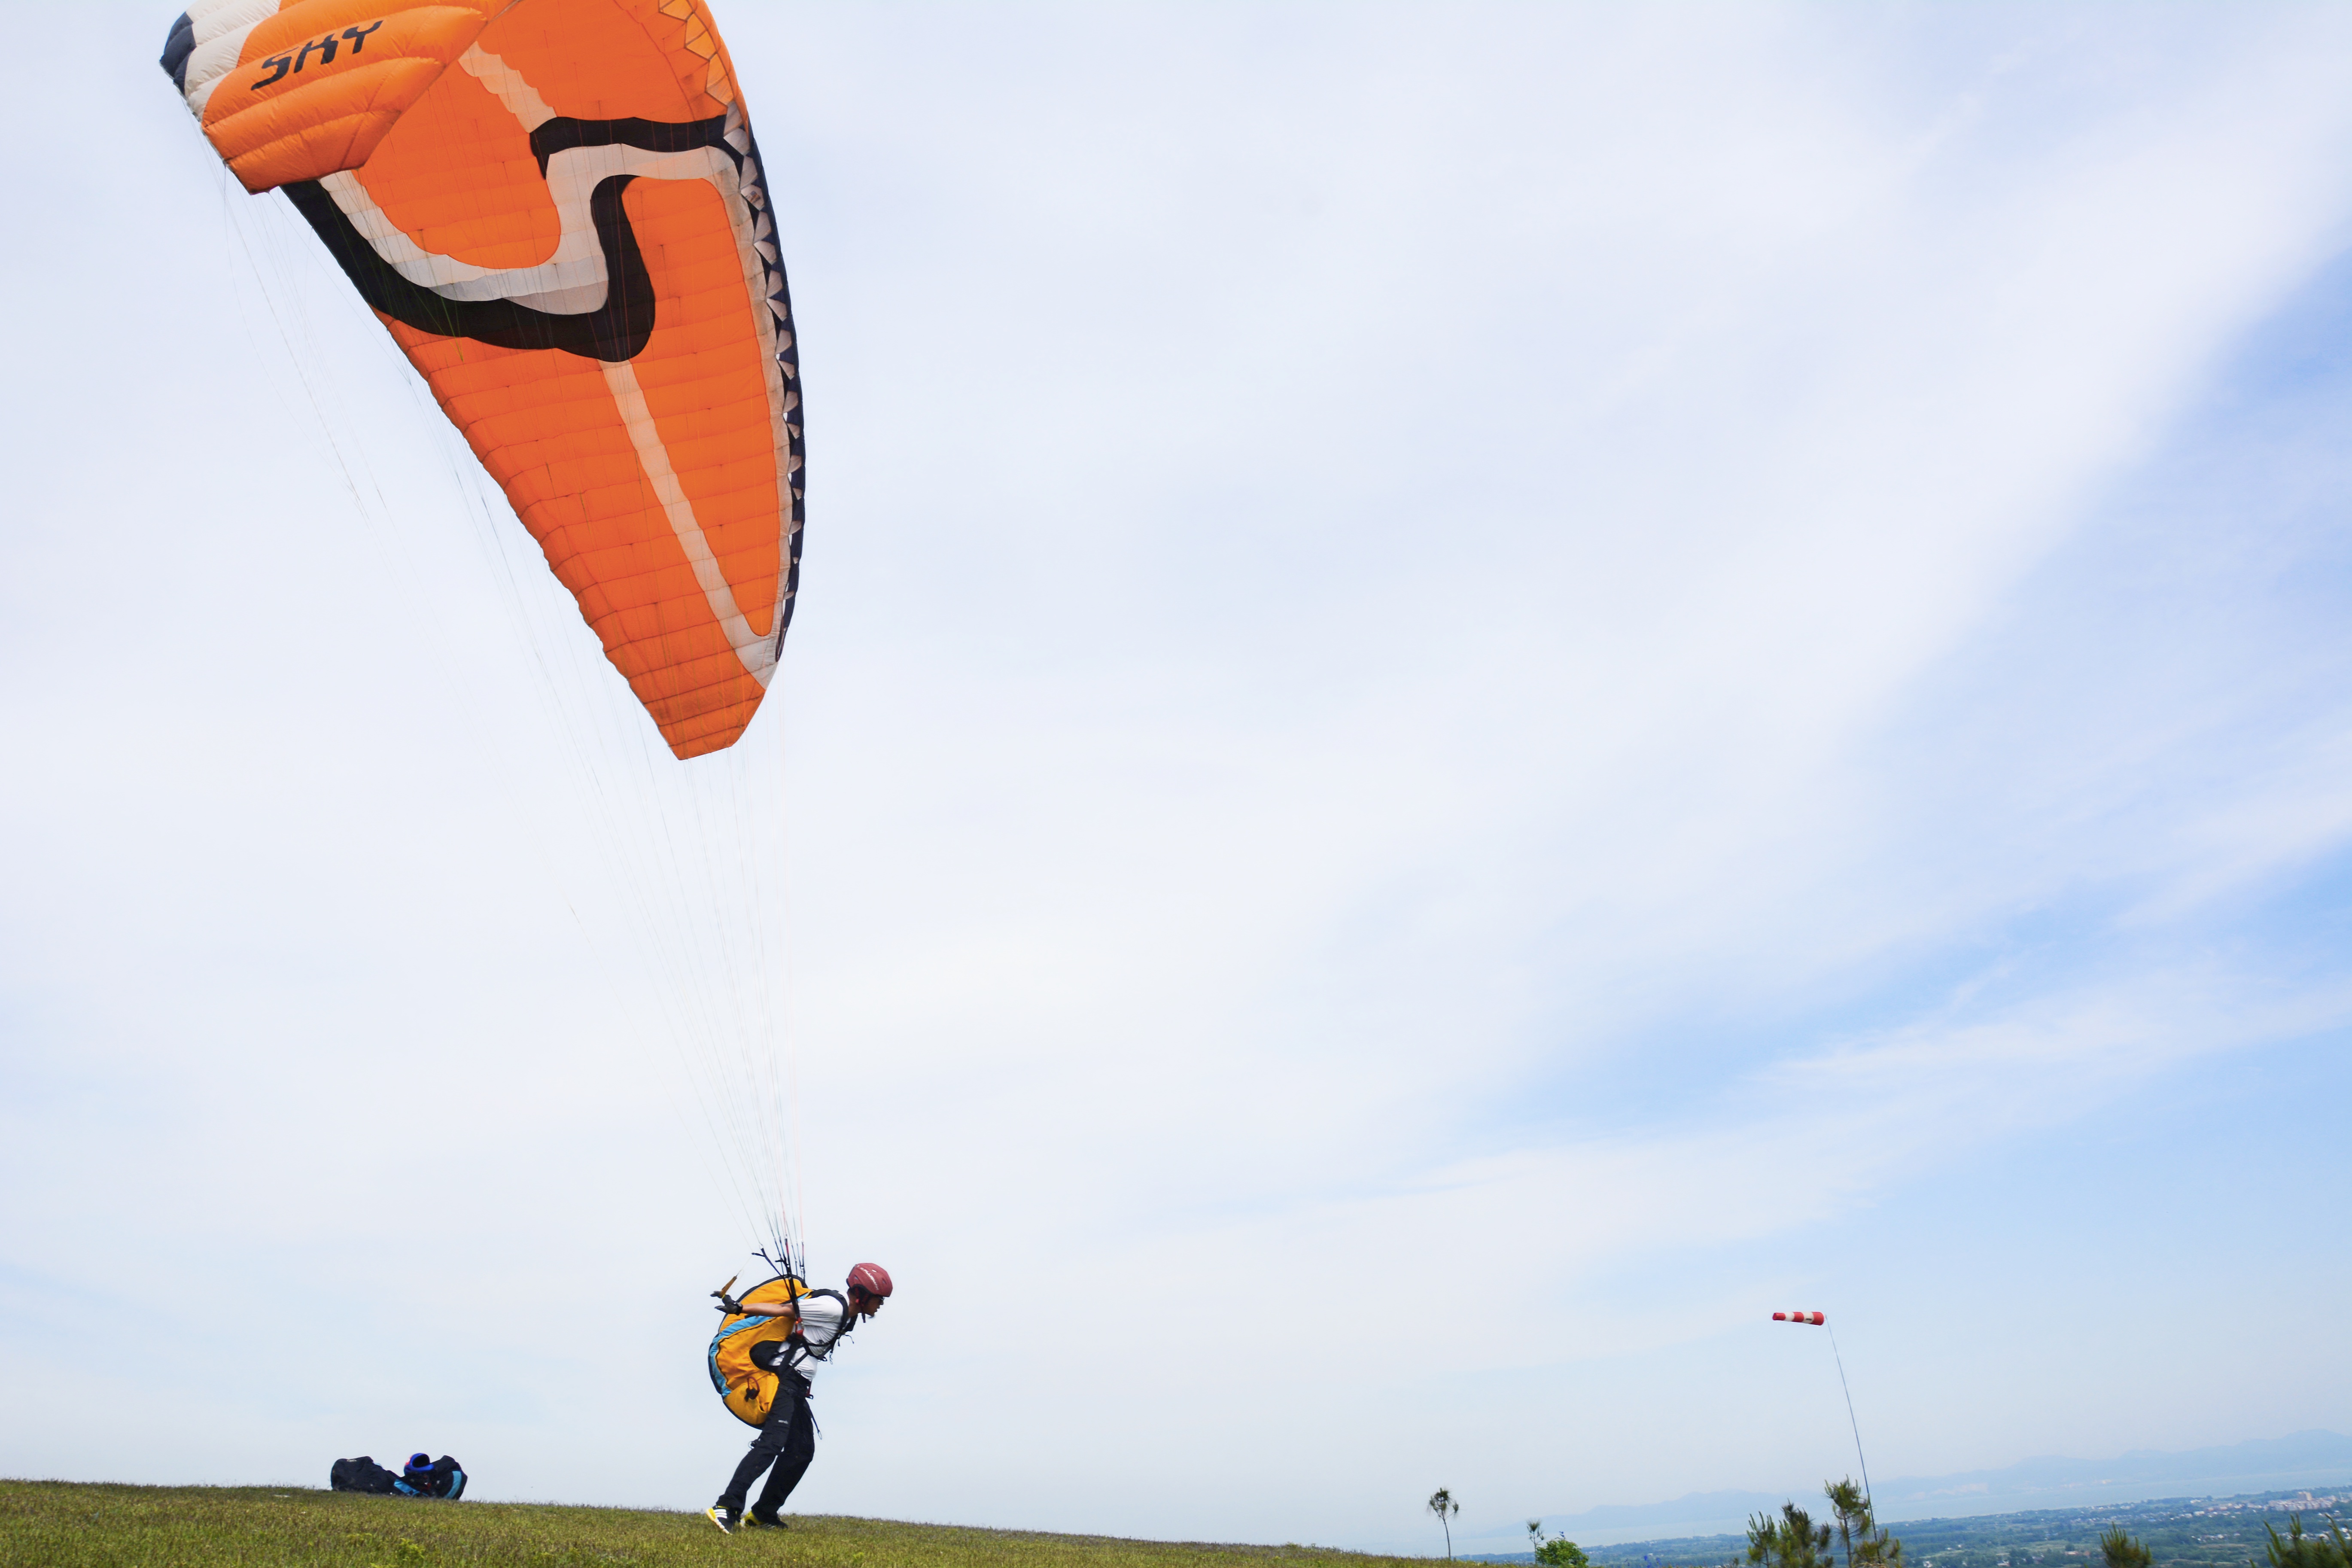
[2259,1515,2351,1568]
[1750,1504,1836,1568]
[2101,1527,2153,1568]
[1529,1519,1592,1568]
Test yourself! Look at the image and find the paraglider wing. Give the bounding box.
[163,0,806,759]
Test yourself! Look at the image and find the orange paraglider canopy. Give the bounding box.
[162,0,806,758]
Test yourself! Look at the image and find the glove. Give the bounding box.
[716,1294,747,1315]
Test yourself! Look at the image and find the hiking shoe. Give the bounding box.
[706,1506,736,1535]
[744,1512,786,1530]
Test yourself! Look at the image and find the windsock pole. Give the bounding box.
[1771,1310,1874,1511]
[1828,1323,1873,1510]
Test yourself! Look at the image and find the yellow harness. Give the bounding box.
[706,1276,808,1428]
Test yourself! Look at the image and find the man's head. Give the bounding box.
[846,1261,893,1317]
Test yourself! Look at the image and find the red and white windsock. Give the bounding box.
[1772,1310,1827,1325]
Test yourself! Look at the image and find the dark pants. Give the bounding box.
[718,1382,815,1519]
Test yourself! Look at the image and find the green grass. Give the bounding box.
[0,1481,1428,1568]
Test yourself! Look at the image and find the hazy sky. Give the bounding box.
[4,1,2351,1556]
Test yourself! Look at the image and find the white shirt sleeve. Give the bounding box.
[795,1294,848,1353]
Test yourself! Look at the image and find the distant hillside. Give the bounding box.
[1459,1432,2352,1552]
[1467,1482,2349,1568]
[1871,1432,2352,1520]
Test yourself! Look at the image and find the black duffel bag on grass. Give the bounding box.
[329,1456,402,1495]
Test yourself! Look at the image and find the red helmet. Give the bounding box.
[846,1262,894,1300]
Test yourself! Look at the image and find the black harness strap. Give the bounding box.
[786,1288,854,1367]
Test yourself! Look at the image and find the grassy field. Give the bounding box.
[0,1482,1427,1568]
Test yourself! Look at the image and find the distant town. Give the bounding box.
[1478,1488,2349,1568]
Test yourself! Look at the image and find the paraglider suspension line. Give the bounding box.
[1827,1324,1873,1510]
[755,1242,806,1290]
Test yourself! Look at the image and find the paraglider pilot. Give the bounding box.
[706,1263,892,1534]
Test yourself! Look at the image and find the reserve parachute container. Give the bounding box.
[160,0,806,758]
